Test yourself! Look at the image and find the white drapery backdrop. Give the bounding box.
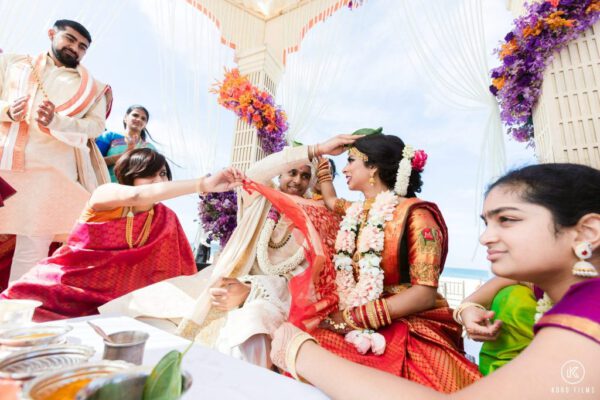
[0,1,126,52]
[394,0,506,197]
[141,0,236,178]
[275,6,350,144]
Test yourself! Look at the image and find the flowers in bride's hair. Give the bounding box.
[394,158,412,196]
[402,145,415,160]
[357,226,384,253]
[411,150,427,172]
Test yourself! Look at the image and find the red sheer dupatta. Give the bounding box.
[243,181,339,331]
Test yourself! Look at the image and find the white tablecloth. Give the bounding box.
[49,315,328,399]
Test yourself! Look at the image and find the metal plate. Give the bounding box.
[23,361,133,400]
[0,344,95,380]
[0,324,72,347]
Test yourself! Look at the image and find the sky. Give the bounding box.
[0,0,536,270]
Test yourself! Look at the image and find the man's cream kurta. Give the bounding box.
[0,54,108,237]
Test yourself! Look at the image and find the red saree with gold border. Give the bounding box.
[0,203,196,321]
[313,198,482,393]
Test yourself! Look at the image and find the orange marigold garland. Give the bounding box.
[211,68,288,154]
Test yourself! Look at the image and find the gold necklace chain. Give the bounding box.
[268,223,293,249]
[125,207,155,248]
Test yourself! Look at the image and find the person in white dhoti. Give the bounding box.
[100,135,359,368]
[0,20,111,282]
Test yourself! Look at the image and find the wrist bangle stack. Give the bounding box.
[316,158,332,184]
[346,299,392,331]
[452,302,486,325]
[285,332,318,381]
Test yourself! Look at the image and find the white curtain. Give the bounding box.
[0,0,125,52]
[395,0,506,186]
[275,5,350,144]
[142,0,236,177]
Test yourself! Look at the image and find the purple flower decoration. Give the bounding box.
[490,0,600,144]
[198,190,238,247]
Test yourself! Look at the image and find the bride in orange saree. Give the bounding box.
[309,132,481,392]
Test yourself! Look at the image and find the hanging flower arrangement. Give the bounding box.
[211,68,288,154]
[199,69,290,248]
[490,0,600,145]
[198,189,238,247]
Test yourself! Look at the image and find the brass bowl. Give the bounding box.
[22,361,132,400]
[76,369,193,400]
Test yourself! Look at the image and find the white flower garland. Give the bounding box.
[334,190,399,309]
[394,145,415,196]
[534,292,554,322]
[257,217,305,276]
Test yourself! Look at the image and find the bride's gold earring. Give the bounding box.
[369,174,375,186]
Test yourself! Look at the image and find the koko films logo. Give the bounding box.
[561,360,585,385]
[550,360,595,395]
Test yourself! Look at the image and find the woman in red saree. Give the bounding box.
[290,132,481,392]
[1,148,243,321]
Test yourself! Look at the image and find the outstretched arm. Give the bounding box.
[272,323,600,400]
[89,167,243,211]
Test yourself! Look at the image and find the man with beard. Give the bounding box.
[0,20,112,284]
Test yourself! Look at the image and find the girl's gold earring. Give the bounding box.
[369,176,375,186]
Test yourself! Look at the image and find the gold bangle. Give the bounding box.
[286,332,317,381]
[381,299,392,325]
[342,308,362,330]
[453,302,486,325]
[366,302,380,330]
[308,145,315,162]
[374,299,385,328]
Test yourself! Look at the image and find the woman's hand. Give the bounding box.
[461,306,503,342]
[317,134,363,156]
[209,277,251,311]
[270,322,305,372]
[318,311,353,334]
[200,167,245,193]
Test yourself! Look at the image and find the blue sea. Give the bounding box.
[441,267,491,281]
